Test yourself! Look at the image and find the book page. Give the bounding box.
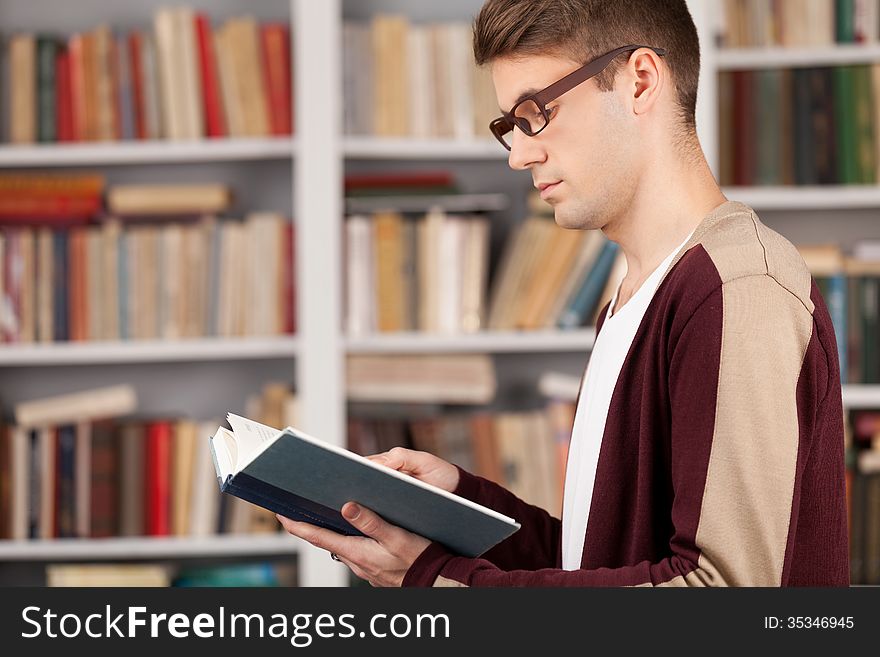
[226,413,283,472]
[210,427,235,480]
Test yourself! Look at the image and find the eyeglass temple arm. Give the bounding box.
[534,45,667,106]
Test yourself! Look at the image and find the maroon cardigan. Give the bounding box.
[403,201,849,587]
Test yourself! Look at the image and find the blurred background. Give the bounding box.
[0,0,878,587]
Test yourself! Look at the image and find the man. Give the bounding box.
[278,0,849,586]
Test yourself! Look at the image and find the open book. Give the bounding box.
[209,414,520,558]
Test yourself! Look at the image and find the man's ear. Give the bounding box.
[629,49,664,117]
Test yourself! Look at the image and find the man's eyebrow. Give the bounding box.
[499,88,541,112]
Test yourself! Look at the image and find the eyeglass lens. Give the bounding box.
[499,99,546,148]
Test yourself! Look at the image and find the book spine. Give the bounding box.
[833,66,858,184]
[261,23,292,136]
[90,421,118,538]
[55,47,74,142]
[826,273,848,383]
[195,14,226,138]
[557,241,620,329]
[128,32,147,140]
[792,68,816,185]
[36,37,58,143]
[56,424,76,538]
[145,420,172,536]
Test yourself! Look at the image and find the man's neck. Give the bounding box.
[604,150,727,312]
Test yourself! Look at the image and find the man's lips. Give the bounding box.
[538,181,561,199]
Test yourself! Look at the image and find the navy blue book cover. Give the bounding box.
[210,415,520,558]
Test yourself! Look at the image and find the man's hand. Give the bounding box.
[276,502,432,587]
[366,447,460,492]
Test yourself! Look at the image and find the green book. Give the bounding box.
[833,66,858,185]
[852,66,877,185]
[36,37,57,143]
[755,69,782,186]
[836,0,855,43]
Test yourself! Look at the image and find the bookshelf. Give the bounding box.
[0,0,339,587]
[716,43,880,69]
[0,533,301,560]
[0,336,299,366]
[725,185,880,210]
[343,137,505,160]
[3,0,880,588]
[345,329,596,355]
[0,137,296,167]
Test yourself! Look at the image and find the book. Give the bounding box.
[209,413,521,558]
[14,384,136,428]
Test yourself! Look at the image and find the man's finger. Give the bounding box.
[276,514,355,555]
[342,503,399,547]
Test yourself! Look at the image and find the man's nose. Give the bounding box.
[507,128,547,170]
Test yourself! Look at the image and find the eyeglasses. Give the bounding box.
[489,45,667,151]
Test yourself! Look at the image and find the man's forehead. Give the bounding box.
[490,54,581,108]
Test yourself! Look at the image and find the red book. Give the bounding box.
[344,171,454,190]
[109,38,122,140]
[852,410,880,444]
[145,420,172,536]
[0,173,105,197]
[0,195,102,219]
[732,70,755,186]
[195,14,226,138]
[281,221,296,334]
[55,49,74,142]
[128,32,147,140]
[260,23,292,135]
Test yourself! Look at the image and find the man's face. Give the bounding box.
[491,54,640,231]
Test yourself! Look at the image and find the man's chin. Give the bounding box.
[552,207,580,230]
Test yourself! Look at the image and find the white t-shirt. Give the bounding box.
[561,230,695,571]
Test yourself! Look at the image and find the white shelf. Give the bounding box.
[843,385,880,409]
[723,185,880,210]
[345,329,596,354]
[0,137,296,167]
[345,193,509,214]
[0,534,301,561]
[343,137,508,160]
[0,336,299,366]
[716,43,880,70]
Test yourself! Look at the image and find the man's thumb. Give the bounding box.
[342,502,388,543]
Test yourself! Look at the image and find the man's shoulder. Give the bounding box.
[669,201,814,315]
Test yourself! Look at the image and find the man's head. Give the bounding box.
[473,0,701,230]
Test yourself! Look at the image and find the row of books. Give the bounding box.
[0,213,295,343]
[7,8,292,144]
[718,65,880,187]
[489,212,623,331]
[847,407,880,585]
[349,398,576,518]
[721,0,880,48]
[342,17,496,140]
[343,203,623,336]
[46,561,296,587]
[799,243,880,384]
[0,174,233,221]
[0,382,298,541]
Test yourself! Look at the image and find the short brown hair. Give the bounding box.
[473,0,700,132]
